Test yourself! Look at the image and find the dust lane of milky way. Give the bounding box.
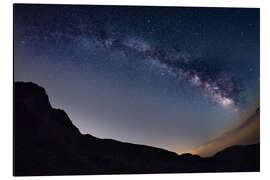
[21,21,241,109]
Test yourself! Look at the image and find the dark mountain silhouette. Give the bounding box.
[14,82,260,176]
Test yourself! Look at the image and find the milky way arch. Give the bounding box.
[19,19,242,109]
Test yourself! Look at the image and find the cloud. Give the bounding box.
[189,108,260,157]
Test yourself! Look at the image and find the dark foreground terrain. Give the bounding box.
[14,82,260,176]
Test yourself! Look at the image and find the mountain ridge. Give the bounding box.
[14,81,260,176]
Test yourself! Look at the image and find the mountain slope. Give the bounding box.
[14,82,260,176]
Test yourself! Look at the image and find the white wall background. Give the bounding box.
[1,0,269,179]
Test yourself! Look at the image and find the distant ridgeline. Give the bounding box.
[14,82,260,176]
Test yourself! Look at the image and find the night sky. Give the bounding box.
[14,4,260,156]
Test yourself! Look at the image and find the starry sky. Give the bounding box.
[14,4,260,156]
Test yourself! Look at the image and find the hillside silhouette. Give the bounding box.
[14,82,260,176]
